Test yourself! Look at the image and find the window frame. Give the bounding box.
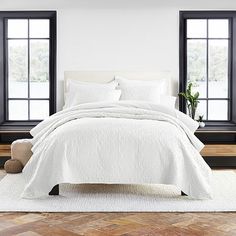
[179,11,236,126]
[0,11,56,128]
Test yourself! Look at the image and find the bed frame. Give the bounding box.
[49,184,59,195]
[49,185,187,196]
[49,70,186,196]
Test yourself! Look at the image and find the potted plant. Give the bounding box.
[197,115,205,128]
[179,83,200,120]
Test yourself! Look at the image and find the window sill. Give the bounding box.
[0,121,40,133]
[196,124,236,133]
[204,121,236,127]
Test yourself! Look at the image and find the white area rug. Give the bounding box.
[0,171,235,212]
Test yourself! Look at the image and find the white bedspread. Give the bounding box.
[22,101,212,199]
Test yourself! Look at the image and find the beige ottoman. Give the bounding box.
[11,139,33,167]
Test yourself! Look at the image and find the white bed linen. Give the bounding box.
[22,101,212,199]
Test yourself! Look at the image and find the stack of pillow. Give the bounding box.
[64,76,176,109]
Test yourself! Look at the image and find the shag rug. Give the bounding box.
[0,171,235,212]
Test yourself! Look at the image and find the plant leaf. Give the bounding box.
[194,92,199,99]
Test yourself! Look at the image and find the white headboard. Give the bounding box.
[64,71,174,95]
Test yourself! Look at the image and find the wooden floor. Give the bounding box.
[1,212,236,236]
[0,170,236,236]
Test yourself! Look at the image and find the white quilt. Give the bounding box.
[22,101,212,199]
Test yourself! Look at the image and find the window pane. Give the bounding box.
[30,40,49,98]
[208,100,228,120]
[29,19,49,38]
[8,19,28,38]
[187,19,207,38]
[208,19,229,38]
[208,40,228,98]
[187,40,207,98]
[30,100,49,120]
[8,40,28,98]
[8,100,28,120]
[196,100,207,120]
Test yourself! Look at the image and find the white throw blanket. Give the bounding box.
[22,101,212,199]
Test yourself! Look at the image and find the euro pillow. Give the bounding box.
[160,95,177,109]
[66,79,118,90]
[64,80,121,109]
[115,76,167,91]
[118,84,162,103]
[115,76,167,103]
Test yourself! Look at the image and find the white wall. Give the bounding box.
[57,8,179,109]
[1,0,236,110]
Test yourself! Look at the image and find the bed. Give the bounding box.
[21,71,212,199]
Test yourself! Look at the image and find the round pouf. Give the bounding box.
[4,159,23,174]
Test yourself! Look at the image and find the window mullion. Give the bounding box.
[228,18,232,120]
[206,19,209,120]
[4,19,9,121]
[27,19,30,121]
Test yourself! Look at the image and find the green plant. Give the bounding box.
[179,83,200,120]
[197,115,204,122]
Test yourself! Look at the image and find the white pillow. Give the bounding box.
[118,84,162,103]
[115,76,166,103]
[115,76,166,90]
[160,95,177,109]
[64,81,121,109]
[66,79,118,91]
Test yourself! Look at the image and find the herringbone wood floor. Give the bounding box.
[0,169,236,236]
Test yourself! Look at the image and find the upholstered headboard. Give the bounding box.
[64,71,173,95]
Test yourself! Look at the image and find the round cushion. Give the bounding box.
[4,159,23,174]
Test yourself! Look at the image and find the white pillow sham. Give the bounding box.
[66,79,118,90]
[117,84,162,103]
[115,76,166,90]
[64,80,121,109]
[115,76,176,109]
[160,95,177,109]
[115,76,166,103]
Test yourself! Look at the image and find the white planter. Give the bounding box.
[199,122,205,128]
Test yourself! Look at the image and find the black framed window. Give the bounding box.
[179,11,236,125]
[0,11,56,127]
